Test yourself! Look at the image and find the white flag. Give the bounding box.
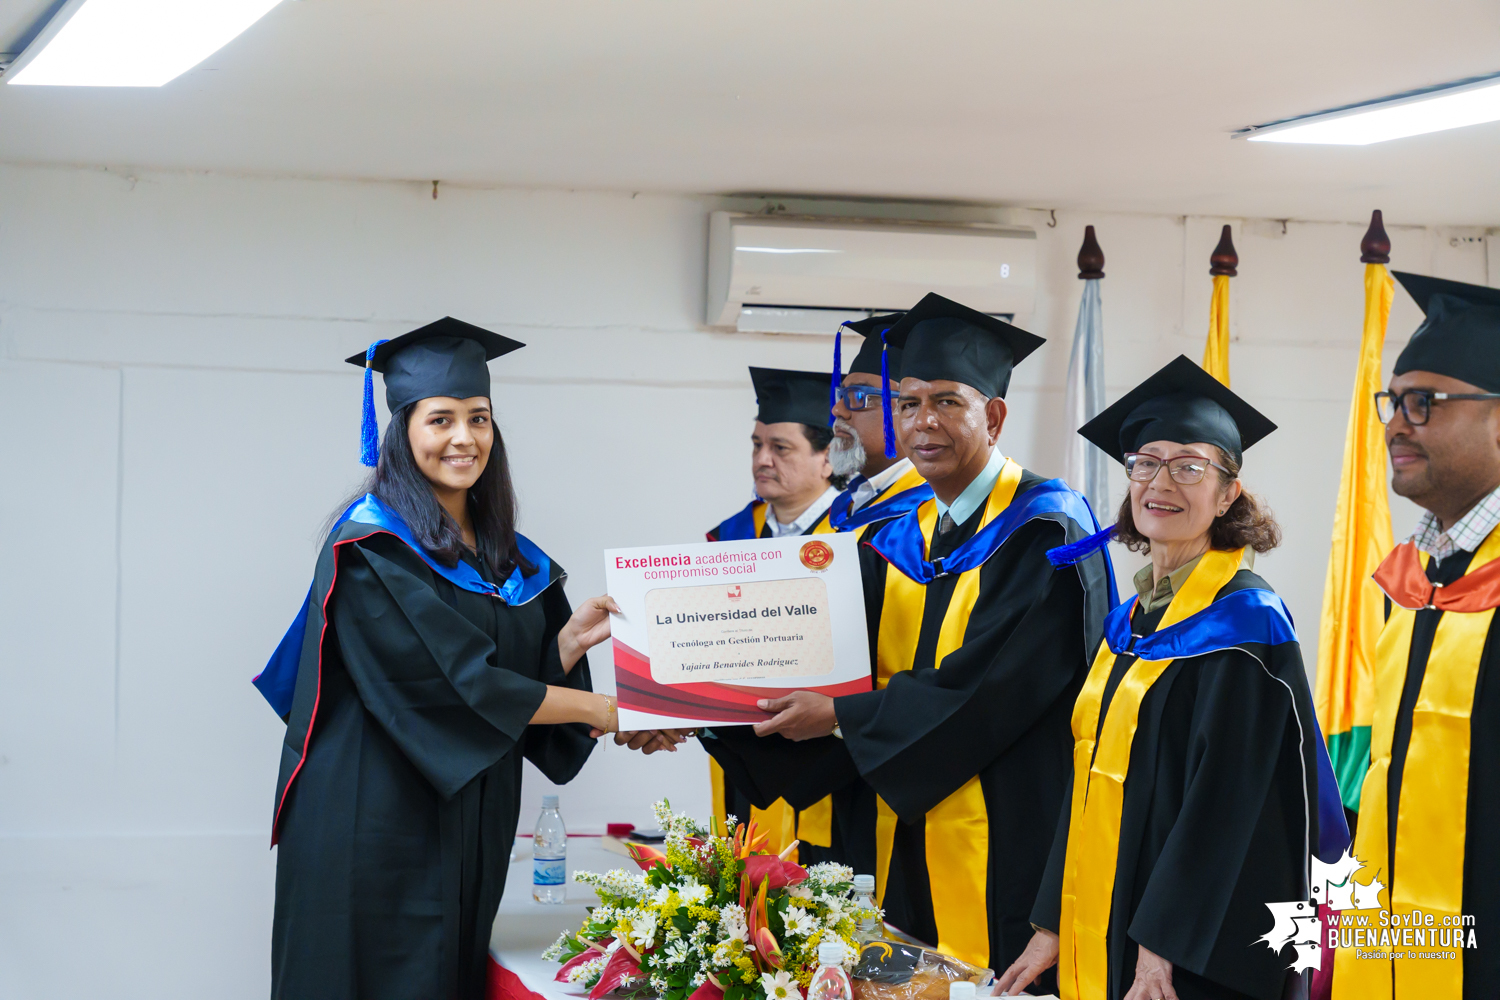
[1064,279,1108,520]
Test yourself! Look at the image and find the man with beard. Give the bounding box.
[703,294,1113,979]
[1336,273,1500,999]
[813,313,932,534]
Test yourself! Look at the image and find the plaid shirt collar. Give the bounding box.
[1411,482,1500,563]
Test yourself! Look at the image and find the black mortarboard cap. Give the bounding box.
[346,317,525,465]
[841,313,906,380]
[1079,354,1276,466]
[880,293,1045,399]
[1392,272,1500,393]
[749,367,833,427]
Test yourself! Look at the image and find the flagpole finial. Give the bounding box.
[1360,210,1391,264]
[1077,225,1105,279]
[1209,224,1238,277]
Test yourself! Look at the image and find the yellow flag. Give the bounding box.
[1315,262,1395,809]
[1202,273,1231,386]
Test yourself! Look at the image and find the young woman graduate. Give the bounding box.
[998,356,1348,1000]
[256,319,663,1000]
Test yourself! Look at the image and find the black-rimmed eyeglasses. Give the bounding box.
[1375,389,1500,426]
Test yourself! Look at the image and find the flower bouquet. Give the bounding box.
[543,800,866,1000]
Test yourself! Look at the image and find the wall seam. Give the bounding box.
[113,367,125,750]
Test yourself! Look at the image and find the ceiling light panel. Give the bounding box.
[6,0,284,87]
[1242,74,1500,145]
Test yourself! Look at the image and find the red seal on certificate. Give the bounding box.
[799,540,834,571]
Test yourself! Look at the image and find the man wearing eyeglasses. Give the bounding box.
[704,294,1113,980]
[812,313,931,535]
[1336,272,1500,999]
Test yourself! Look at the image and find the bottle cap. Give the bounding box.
[948,982,976,1000]
[852,874,875,892]
[542,794,559,809]
[817,941,846,966]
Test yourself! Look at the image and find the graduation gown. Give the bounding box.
[1335,532,1500,998]
[268,516,596,1000]
[703,496,847,861]
[1034,560,1327,1000]
[705,463,1113,977]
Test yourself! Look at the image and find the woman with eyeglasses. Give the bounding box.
[997,356,1345,1000]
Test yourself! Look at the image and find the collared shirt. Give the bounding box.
[1132,548,1257,614]
[766,485,840,538]
[1410,482,1500,564]
[847,457,917,514]
[935,447,1007,529]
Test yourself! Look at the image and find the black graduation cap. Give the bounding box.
[346,317,525,466]
[839,313,906,380]
[749,367,833,427]
[1392,272,1500,393]
[1079,354,1276,466]
[880,292,1045,399]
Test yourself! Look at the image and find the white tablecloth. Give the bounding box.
[490,837,619,1000]
[489,838,1057,999]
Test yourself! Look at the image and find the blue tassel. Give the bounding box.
[359,338,390,467]
[1046,523,1116,568]
[829,322,846,425]
[880,344,896,459]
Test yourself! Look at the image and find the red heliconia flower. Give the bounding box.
[625,842,669,871]
[753,925,784,970]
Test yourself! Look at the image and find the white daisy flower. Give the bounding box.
[760,970,803,1000]
[630,910,659,949]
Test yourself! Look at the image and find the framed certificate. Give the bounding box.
[605,532,873,730]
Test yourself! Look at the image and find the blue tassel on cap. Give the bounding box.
[880,344,896,459]
[359,338,390,467]
[1046,522,1116,568]
[829,322,846,426]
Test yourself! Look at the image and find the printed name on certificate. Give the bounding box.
[644,577,834,683]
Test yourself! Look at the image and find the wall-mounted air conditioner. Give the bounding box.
[706,212,1036,334]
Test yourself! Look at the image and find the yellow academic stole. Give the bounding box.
[868,457,1024,969]
[1333,527,1500,998]
[1056,548,1245,1000]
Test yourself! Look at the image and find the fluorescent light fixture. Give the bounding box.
[737,247,842,254]
[6,0,284,87]
[1239,72,1500,145]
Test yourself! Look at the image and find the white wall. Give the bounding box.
[0,163,1490,999]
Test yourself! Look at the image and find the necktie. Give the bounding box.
[938,512,956,536]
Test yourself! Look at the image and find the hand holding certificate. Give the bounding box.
[605,533,872,730]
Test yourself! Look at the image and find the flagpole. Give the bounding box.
[1065,226,1109,520]
[1203,224,1237,385]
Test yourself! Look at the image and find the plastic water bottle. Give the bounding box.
[532,794,567,903]
[808,941,853,1000]
[852,873,881,942]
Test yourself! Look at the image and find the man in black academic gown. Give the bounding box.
[706,367,842,542]
[703,294,1113,979]
[705,366,844,857]
[799,314,929,871]
[1336,273,1500,998]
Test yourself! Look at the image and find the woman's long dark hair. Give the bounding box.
[328,403,527,577]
